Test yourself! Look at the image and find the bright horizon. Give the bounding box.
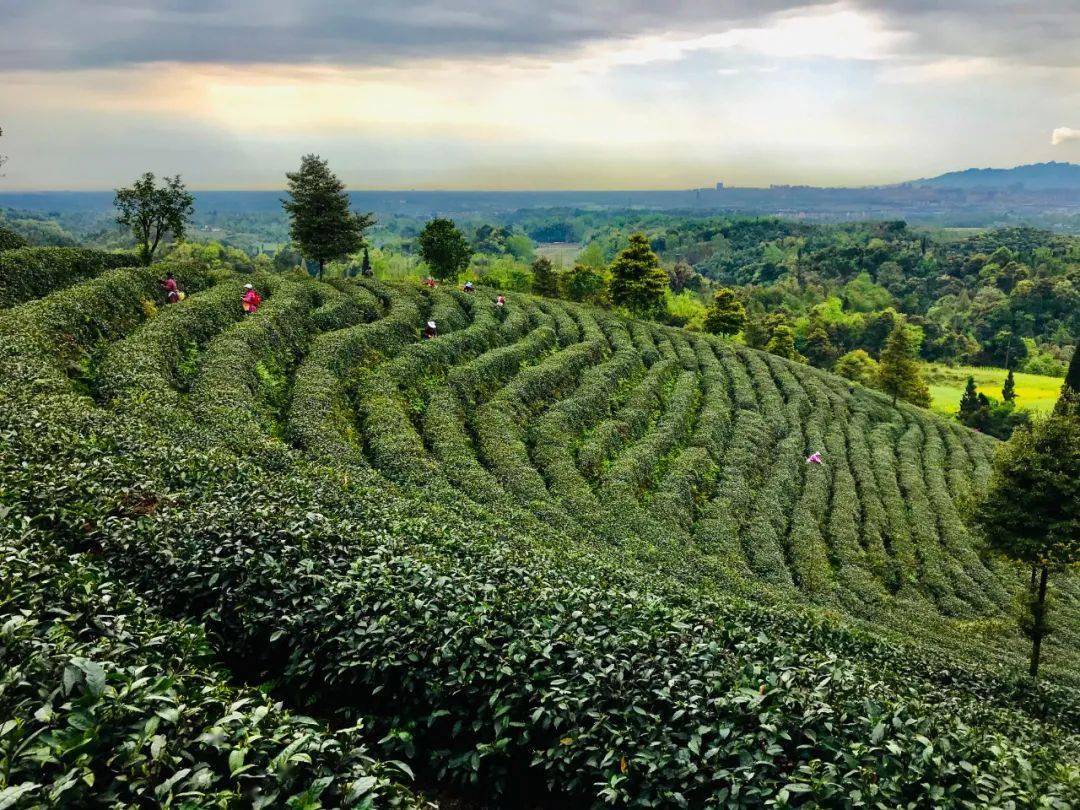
[3,1,1079,191]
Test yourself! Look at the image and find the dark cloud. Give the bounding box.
[0,1,804,69]
[2,1,1077,71]
[864,1,1080,67]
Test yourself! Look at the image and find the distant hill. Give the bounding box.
[913,161,1080,191]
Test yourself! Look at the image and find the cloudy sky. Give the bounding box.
[1,1,1078,189]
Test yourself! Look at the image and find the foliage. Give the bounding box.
[0,224,28,251]
[418,218,472,281]
[834,349,879,386]
[958,387,1030,440]
[531,255,560,297]
[609,233,667,316]
[562,261,610,306]
[1002,368,1018,403]
[800,321,837,368]
[0,520,421,808]
[283,154,374,279]
[702,286,745,336]
[664,289,707,330]
[114,172,194,266]
[976,407,1080,676]
[2,258,1079,806]
[0,247,133,308]
[879,321,931,407]
[764,324,804,362]
[471,254,532,291]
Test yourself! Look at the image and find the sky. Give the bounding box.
[1,1,1078,190]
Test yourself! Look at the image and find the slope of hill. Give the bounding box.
[914,161,1080,191]
[1,248,1078,806]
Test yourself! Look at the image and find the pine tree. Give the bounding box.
[360,247,373,277]
[702,287,745,336]
[609,233,667,316]
[878,321,930,407]
[1002,368,1017,404]
[282,155,373,280]
[418,218,472,281]
[764,325,805,362]
[975,407,1080,678]
[959,376,981,418]
[1057,348,1080,415]
[531,256,560,298]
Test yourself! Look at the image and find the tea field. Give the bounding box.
[1,247,1077,806]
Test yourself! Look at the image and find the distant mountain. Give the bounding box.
[912,161,1080,191]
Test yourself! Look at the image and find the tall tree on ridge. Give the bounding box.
[703,287,745,337]
[610,233,667,317]
[531,255,560,298]
[418,218,471,281]
[878,320,930,407]
[282,154,374,280]
[959,376,981,419]
[1002,368,1017,404]
[975,389,1079,679]
[114,172,194,265]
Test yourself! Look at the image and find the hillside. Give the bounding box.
[1,248,1078,806]
[913,161,1080,191]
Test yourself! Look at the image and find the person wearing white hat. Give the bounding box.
[423,320,437,340]
[242,283,262,315]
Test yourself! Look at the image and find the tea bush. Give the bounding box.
[1,272,1078,806]
[0,247,133,308]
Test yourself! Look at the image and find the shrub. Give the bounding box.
[0,247,134,308]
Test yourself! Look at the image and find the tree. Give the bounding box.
[609,233,667,316]
[531,256,560,297]
[974,403,1079,678]
[418,218,472,281]
[702,287,745,336]
[802,322,837,368]
[959,376,981,419]
[360,247,373,277]
[765,325,805,362]
[1002,368,1017,404]
[1058,348,1080,414]
[878,321,930,407]
[564,262,609,306]
[282,154,373,280]
[114,173,194,265]
[743,316,770,349]
[667,260,699,293]
[834,350,879,387]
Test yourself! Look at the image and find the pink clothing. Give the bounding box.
[159,277,179,303]
[242,288,262,314]
[806,452,823,465]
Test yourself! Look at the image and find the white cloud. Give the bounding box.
[557,4,908,73]
[1051,126,1080,145]
[881,57,1003,84]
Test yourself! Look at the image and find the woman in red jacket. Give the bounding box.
[242,283,262,315]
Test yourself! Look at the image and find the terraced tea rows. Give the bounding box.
[1,251,1077,806]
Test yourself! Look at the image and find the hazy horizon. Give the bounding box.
[3,1,1079,191]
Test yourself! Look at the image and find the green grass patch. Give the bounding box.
[926,363,1064,416]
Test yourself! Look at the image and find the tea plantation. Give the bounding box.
[1,248,1077,807]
